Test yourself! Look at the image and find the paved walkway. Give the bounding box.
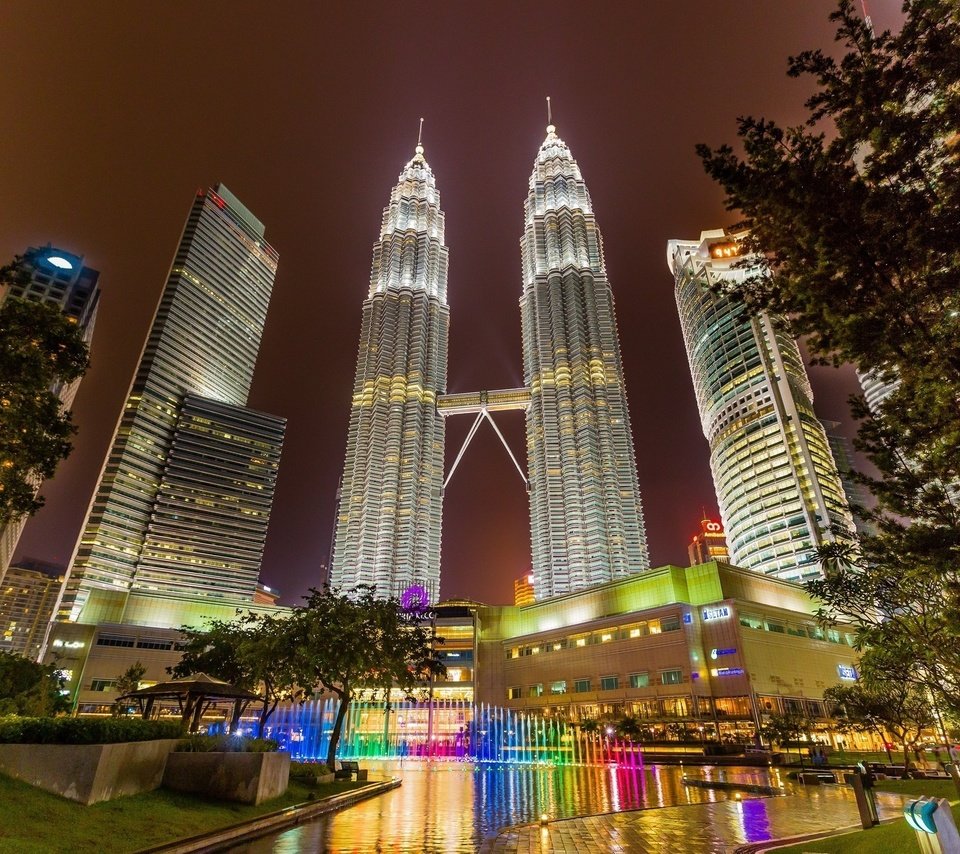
[479,790,910,853]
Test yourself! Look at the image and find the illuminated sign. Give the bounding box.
[711,667,745,677]
[46,255,74,270]
[710,242,740,260]
[710,647,736,660]
[51,640,85,649]
[701,605,730,622]
[683,612,693,625]
[838,664,858,681]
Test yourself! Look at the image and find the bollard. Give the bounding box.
[851,773,879,829]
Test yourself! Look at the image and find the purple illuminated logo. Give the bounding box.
[401,584,430,613]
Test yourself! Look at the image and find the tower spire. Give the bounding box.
[546,96,555,134]
[416,117,424,154]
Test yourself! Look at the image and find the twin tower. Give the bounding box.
[330,125,649,603]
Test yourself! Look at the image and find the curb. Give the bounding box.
[134,777,401,854]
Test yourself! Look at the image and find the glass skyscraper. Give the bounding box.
[0,247,100,585]
[521,125,649,598]
[330,143,449,602]
[669,230,854,582]
[57,185,283,625]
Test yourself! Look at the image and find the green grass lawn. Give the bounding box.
[774,780,960,854]
[0,772,363,854]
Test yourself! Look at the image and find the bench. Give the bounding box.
[334,760,368,781]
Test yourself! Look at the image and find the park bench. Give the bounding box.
[335,760,368,782]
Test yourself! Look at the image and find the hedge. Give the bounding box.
[0,716,183,744]
[175,734,278,753]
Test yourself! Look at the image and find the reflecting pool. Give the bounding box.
[233,761,811,853]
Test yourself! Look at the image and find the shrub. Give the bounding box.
[174,734,278,753]
[0,715,183,744]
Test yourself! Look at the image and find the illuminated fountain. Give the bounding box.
[266,699,643,768]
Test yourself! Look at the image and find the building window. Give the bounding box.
[739,614,763,630]
[528,684,543,698]
[660,669,683,685]
[575,638,587,648]
[507,686,522,700]
[629,672,649,689]
[764,620,785,634]
[648,620,662,635]
[136,639,173,650]
[600,675,619,691]
[96,634,135,648]
[660,615,681,632]
[550,680,567,695]
[574,678,591,693]
[90,679,117,692]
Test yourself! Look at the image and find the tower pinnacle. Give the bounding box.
[415,117,425,158]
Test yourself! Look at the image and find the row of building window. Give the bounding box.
[505,616,682,660]
[508,669,683,700]
[738,614,854,645]
[96,634,176,651]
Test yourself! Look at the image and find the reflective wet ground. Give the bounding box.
[232,761,900,853]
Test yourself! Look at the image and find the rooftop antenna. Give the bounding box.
[415,117,425,157]
[546,96,554,132]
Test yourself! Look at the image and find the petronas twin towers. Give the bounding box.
[330,125,649,603]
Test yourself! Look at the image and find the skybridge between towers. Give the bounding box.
[437,387,531,492]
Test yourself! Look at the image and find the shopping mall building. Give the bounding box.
[49,561,866,751]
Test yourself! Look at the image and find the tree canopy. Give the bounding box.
[289,585,443,769]
[0,651,70,716]
[0,255,90,525]
[697,0,960,727]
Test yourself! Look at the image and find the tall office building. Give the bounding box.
[57,185,283,626]
[0,247,100,585]
[330,143,449,602]
[1,560,63,659]
[521,124,649,599]
[669,230,854,581]
[821,421,876,538]
[688,517,729,566]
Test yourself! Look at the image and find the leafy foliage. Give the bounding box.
[171,613,301,736]
[0,715,182,744]
[0,256,90,524]
[697,0,960,722]
[760,712,812,764]
[174,734,277,753]
[113,661,146,716]
[289,585,444,769]
[0,651,70,716]
[825,672,933,767]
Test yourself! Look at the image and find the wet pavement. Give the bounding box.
[230,761,906,853]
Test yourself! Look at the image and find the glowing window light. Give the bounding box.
[46,255,74,270]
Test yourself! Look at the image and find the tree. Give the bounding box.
[289,585,443,770]
[0,256,90,525]
[615,715,643,742]
[112,661,146,717]
[696,0,960,719]
[0,650,70,716]
[760,712,812,766]
[825,675,934,770]
[172,614,301,736]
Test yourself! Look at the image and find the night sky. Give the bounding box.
[1,1,901,606]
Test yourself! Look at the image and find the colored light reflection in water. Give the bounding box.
[266,698,645,767]
[235,761,790,853]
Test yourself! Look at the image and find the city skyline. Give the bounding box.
[1,2,901,606]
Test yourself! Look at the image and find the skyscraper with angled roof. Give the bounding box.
[520,123,650,599]
[330,142,449,602]
[56,185,284,626]
[669,229,854,582]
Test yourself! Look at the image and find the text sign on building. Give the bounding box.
[711,667,745,677]
[838,664,858,681]
[711,647,736,660]
[701,605,730,622]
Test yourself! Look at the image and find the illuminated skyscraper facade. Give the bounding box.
[330,144,449,602]
[0,247,100,585]
[58,185,282,625]
[669,230,854,582]
[521,125,649,599]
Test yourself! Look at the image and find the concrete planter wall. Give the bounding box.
[0,739,179,805]
[163,751,290,805]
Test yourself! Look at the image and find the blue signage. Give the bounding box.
[711,647,737,660]
[838,664,858,680]
[683,612,693,625]
[715,667,745,677]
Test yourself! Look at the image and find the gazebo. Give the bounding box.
[118,673,263,733]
